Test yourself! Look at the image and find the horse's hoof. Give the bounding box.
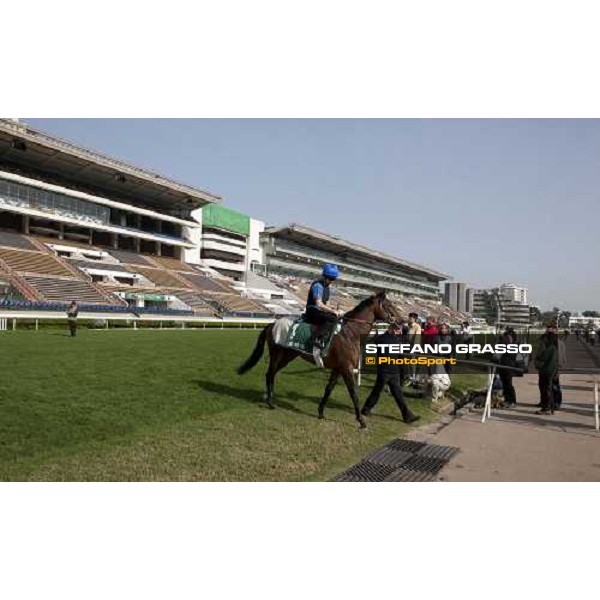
[318,414,325,420]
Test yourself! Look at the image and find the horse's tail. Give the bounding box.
[237,324,270,375]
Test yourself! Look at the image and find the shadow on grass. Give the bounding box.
[194,378,369,424]
[194,379,319,418]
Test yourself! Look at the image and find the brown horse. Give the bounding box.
[237,291,397,428]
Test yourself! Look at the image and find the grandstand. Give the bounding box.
[259,224,449,300]
[1,119,461,324]
[0,119,277,319]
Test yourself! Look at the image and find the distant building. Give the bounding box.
[471,288,530,327]
[499,282,528,305]
[444,282,470,312]
[569,315,600,328]
[466,288,475,314]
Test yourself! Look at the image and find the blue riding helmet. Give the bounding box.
[322,264,340,279]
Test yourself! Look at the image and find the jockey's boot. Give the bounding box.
[312,345,324,368]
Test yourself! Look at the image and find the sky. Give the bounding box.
[24,118,600,312]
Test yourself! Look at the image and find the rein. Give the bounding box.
[342,316,374,325]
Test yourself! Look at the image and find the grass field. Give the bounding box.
[0,328,484,481]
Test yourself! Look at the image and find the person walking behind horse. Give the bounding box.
[67,300,79,338]
[304,264,343,367]
[361,320,420,424]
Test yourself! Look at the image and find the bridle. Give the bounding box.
[341,298,395,327]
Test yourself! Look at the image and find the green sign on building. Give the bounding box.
[202,204,250,236]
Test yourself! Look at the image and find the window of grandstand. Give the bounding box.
[0,177,110,225]
[202,226,246,245]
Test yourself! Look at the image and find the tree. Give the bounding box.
[558,311,571,328]
[582,310,599,317]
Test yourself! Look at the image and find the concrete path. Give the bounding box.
[433,338,600,481]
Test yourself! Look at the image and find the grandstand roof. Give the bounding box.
[0,119,221,210]
[263,223,450,281]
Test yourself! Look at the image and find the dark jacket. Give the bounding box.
[534,334,559,374]
[374,331,404,375]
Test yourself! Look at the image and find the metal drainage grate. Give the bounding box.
[336,462,397,482]
[417,444,460,461]
[334,440,460,482]
[398,454,448,475]
[386,439,427,454]
[366,448,413,468]
[384,469,437,482]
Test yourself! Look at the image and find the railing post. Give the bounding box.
[12,318,16,330]
[595,375,599,432]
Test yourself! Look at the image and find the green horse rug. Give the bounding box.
[272,316,342,357]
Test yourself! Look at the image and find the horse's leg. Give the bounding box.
[318,370,339,420]
[265,349,297,409]
[341,368,367,429]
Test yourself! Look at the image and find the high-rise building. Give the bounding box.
[443,282,469,312]
[471,288,530,326]
[499,282,528,305]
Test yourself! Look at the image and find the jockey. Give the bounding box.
[305,263,343,366]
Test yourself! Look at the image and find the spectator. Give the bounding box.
[534,326,559,415]
[67,301,78,338]
[459,321,473,342]
[438,322,454,374]
[406,312,422,340]
[498,328,517,407]
[405,312,422,386]
[550,331,568,411]
[422,316,439,345]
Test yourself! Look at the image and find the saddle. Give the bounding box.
[272,316,342,357]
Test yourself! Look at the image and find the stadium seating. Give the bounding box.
[0,230,37,251]
[204,292,269,315]
[71,259,134,274]
[181,272,230,293]
[109,250,155,266]
[152,256,196,272]
[172,291,217,317]
[5,230,452,320]
[22,276,116,304]
[0,247,73,277]
[135,267,189,289]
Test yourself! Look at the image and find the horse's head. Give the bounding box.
[372,290,397,323]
